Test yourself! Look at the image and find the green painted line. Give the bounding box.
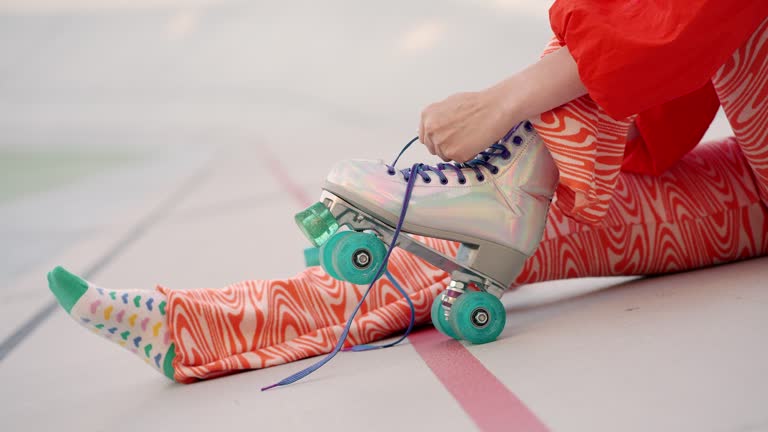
[0,148,145,203]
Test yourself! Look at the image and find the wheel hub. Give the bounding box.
[352,249,372,269]
[471,308,490,328]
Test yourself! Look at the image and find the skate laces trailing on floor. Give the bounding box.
[262,123,524,391]
[261,167,420,391]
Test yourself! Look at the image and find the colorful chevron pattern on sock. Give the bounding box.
[48,266,176,381]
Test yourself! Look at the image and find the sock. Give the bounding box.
[47,266,176,381]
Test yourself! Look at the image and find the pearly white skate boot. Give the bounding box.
[295,121,559,344]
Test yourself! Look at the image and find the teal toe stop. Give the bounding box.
[47,266,89,314]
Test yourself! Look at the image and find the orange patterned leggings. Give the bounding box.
[159,23,768,383]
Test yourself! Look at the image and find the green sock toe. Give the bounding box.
[48,266,89,314]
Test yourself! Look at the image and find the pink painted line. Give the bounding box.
[258,144,313,207]
[409,329,549,432]
[264,145,545,430]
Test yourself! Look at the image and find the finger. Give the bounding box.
[432,133,451,162]
[455,152,472,163]
[436,147,450,162]
[451,151,466,163]
[424,131,437,155]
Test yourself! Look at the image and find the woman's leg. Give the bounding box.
[48,237,458,383]
[158,236,456,382]
[49,137,767,383]
[48,19,768,383]
[519,16,768,283]
[165,137,767,382]
[711,17,768,204]
[517,139,768,284]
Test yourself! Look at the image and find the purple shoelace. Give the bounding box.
[386,121,529,184]
[262,121,528,391]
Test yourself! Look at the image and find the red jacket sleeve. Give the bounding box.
[550,0,768,119]
[621,82,720,175]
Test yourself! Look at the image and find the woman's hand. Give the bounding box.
[418,46,588,163]
[418,89,517,163]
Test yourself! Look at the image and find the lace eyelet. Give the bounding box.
[423,177,431,184]
[440,179,449,185]
[501,152,511,160]
[512,136,523,146]
[458,178,467,185]
[476,175,485,182]
[490,166,499,175]
[524,122,533,131]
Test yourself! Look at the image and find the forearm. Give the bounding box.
[418,46,588,162]
[486,46,587,123]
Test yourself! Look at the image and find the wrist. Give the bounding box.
[486,46,587,128]
[483,78,526,129]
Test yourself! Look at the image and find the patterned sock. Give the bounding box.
[47,266,176,381]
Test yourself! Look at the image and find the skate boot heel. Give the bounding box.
[454,241,528,295]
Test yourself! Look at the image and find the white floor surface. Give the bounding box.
[1,1,765,431]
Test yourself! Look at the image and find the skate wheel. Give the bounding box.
[318,231,349,281]
[294,201,340,247]
[304,247,320,267]
[431,291,459,339]
[448,291,506,344]
[320,231,386,285]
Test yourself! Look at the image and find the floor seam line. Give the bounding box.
[0,155,215,362]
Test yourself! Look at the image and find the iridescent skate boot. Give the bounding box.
[295,121,559,344]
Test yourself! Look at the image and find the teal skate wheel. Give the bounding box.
[295,201,340,247]
[319,231,351,281]
[321,231,386,285]
[431,291,459,339]
[448,291,506,344]
[304,247,320,267]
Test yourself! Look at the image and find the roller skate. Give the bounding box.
[295,121,559,344]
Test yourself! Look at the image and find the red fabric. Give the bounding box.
[622,83,720,175]
[550,0,768,120]
[549,0,768,176]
